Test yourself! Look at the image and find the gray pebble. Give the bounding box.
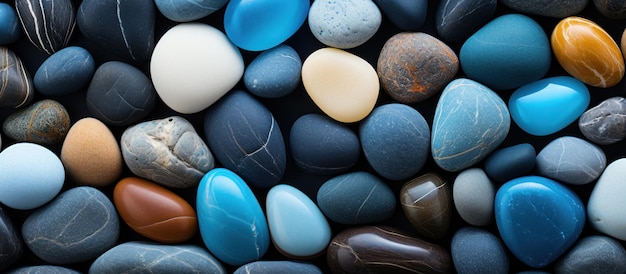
[308,0,381,48]
[451,226,509,274]
[579,97,626,145]
[536,136,606,185]
[453,168,495,226]
[555,235,626,274]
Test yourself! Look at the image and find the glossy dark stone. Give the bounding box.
[436,0,497,43]
[373,0,427,30]
[327,226,453,274]
[3,99,70,145]
[501,0,589,18]
[451,227,509,274]
[0,206,22,271]
[234,261,322,274]
[579,97,626,145]
[6,265,81,274]
[15,0,75,54]
[400,173,452,239]
[593,0,626,19]
[0,46,33,108]
[484,143,536,183]
[555,235,626,273]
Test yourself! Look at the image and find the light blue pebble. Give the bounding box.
[154,0,228,22]
[244,45,301,98]
[0,3,20,45]
[34,46,95,96]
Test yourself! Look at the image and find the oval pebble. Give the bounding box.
[453,168,495,226]
[0,46,33,108]
[15,0,75,54]
[33,46,95,96]
[244,44,302,98]
[6,265,81,274]
[536,136,606,185]
[554,235,626,274]
[435,0,497,43]
[484,143,536,183]
[579,97,626,145]
[0,206,22,271]
[451,227,509,274]
[373,0,427,30]
[593,0,626,19]
[587,158,626,240]
[400,173,452,239]
[234,261,322,274]
[154,0,228,22]
[0,3,20,45]
[308,0,381,48]
[2,99,70,145]
[500,0,589,18]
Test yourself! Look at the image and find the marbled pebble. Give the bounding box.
[587,158,626,240]
[579,97,626,145]
[244,44,302,98]
[15,0,75,54]
[500,0,589,18]
[155,0,228,22]
[2,99,70,145]
[234,261,322,274]
[451,227,509,274]
[33,46,95,96]
[536,136,606,185]
[453,168,495,226]
[400,173,452,239]
[554,235,626,274]
[373,0,427,30]
[0,46,33,108]
[436,0,497,43]
[308,0,381,49]
[0,206,22,271]
[0,3,21,45]
[594,0,626,19]
[484,143,536,183]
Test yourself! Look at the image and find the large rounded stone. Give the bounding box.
[2,99,70,145]
[308,0,381,49]
[536,136,606,185]
[15,0,75,54]
[587,158,626,240]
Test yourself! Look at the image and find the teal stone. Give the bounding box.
[432,78,510,172]
[196,168,270,266]
[460,14,551,90]
[509,76,590,136]
[495,176,585,268]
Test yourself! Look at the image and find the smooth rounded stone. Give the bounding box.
[0,206,22,271]
[89,242,225,274]
[61,117,123,187]
[451,227,509,274]
[501,0,589,18]
[372,0,427,30]
[377,32,458,104]
[0,46,33,108]
[432,78,510,172]
[86,61,157,126]
[122,116,214,188]
[509,76,590,136]
[436,0,497,43]
[151,23,243,114]
[308,0,382,48]
[113,177,197,243]
[536,136,606,185]
[594,0,626,19]
[155,0,228,22]
[244,45,302,98]
[197,168,270,266]
[15,0,75,54]
[2,99,70,145]
[317,171,396,225]
[484,143,536,183]
[0,143,64,210]
[225,0,309,51]
[554,235,626,274]
[360,103,430,180]
[6,265,81,274]
[579,97,626,145]
[327,226,453,273]
[22,186,120,264]
[552,16,624,88]
[33,46,95,96]
[234,261,322,274]
[460,14,551,90]
[587,158,626,240]
[203,90,286,188]
[267,184,331,258]
[0,3,21,45]
[453,168,495,226]
[77,0,154,61]
[400,173,452,239]
[290,113,360,175]
[495,176,585,268]
[302,48,379,123]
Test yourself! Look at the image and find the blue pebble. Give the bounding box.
[436,0,497,42]
[373,0,427,30]
[155,0,228,22]
[536,136,606,185]
[484,143,536,183]
[244,45,302,98]
[0,3,20,45]
[451,227,509,274]
[7,265,81,274]
[0,206,21,271]
[555,235,626,273]
[34,46,95,96]
[234,261,322,274]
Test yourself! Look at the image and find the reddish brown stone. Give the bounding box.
[400,173,452,239]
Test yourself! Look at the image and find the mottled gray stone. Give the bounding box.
[501,0,589,18]
[555,235,626,274]
[3,99,70,145]
[15,0,75,54]
[593,0,626,19]
[536,136,606,185]
[6,265,81,274]
[234,261,323,274]
[451,227,509,274]
[579,97,626,145]
[121,116,214,188]
[308,0,382,48]
[0,46,33,108]
[453,168,495,226]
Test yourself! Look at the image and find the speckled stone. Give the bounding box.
[501,0,589,18]
[6,266,81,274]
[15,0,75,54]
[0,46,33,108]
[400,173,452,239]
[452,227,509,274]
[154,0,228,22]
[436,0,497,43]
[34,46,95,96]
[579,97,626,145]
[453,168,495,226]
[244,44,302,98]
[0,3,21,45]
[373,0,428,30]
[0,206,22,271]
[554,235,626,274]
[484,143,536,183]
[2,99,70,145]
[234,261,322,274]
[536,136,606,185]
[593,0,626,19]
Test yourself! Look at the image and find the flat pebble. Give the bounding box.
[536,136,606,185]
[579,97,626,145]
[155,0,228,22]
[436,0,497,42]
[15,0,74,54]
[6,265,81,274]
[451,227,509,274]
[0,206,21,271]
[244,44,302,98]
[400,173,452,239]
[33,46,95,96]
[0,46,33,108]
[593,0,626,19]
[0,3,20,45]
[2,99,70,145]
[373,0,427,30]
[554,235,626,274]
[453,168,495,226]
[234,261,322,274]
[587,158,626,240]
[484,143,536,183]
[501,0,589,18]
[308,0,381,48]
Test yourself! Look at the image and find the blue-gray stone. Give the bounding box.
[86,61,157,126]
[451,226,509,274]
[453,168,495,226]
[0,205,22,271]
[155,0,228,22]
[34,46,95,96]
[15,0,75,54]
[244,44,302,98]
[290,113,360,175]
[359,103,430,181]
[432,78,510,172]
[579,97,626,145]
[234,261,323,274]
[21,186,119,264]
[0,3,21,45]
[89,242,226,274]
[0,46,34,108]
[593,0,626,19]
[501,0,589,18]
[6,265,81,274]
[536,136,606,185]
[484,143,536,183]
[317,171,396,225]
[436,0,497,42]
[373,0,428,30]
[554,235,626,274]
[203,90,286,188]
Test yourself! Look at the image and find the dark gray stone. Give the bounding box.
[500,0,589,18]
[244,44,302,98]
[373,0,428,30]
[6,265,81,274]
[451,226,509,274]
[536,136,606,185]
[436,0,497,42]
[0,205,22,271]
[3,99,70,145]
[555,235,626,274]
[593,0,626,19]
[15,0,75,54]
[579,97,626,145]
[484,143,536,183]
[0,46,33,108]
[34,46,95,96]
[234,261,322,274]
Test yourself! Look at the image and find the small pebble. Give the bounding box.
[400,173,452,239]
[373,0,427,30]
[0,206,22,271]
[451,226,509,274]
[0,46,33,108]
[308,0,381,48]
[2,99,70,145]
[436,0,497,42]
[154,0,228,22]
[15,0,75,54]
[33,46,95,96]
[593,0,626,19]
[484,143,536,183]
[587,158,626,240]
[244,45,302,98]
[453,168,495,226]
[554,235,626,274]
[500,0,589,18]
[579,97,626,145]
[0,3,21,45]
[536,136,606,185]
[234,261,322,274]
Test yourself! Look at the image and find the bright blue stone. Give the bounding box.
[495,176,585,268]
[0,3,20,45]
[224,0,309,51]
[34,46,95,96]
[197,168,270,266]
[154,0,228,22]
[509,76,590,136]
[244,44,302,98]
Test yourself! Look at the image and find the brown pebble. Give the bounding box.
[2,99,70,145]
[400,173,452,239]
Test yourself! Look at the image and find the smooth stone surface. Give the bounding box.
[155,0,228,22]
[484,143,536,183]
[61,117,123,187]
[267,184,331,258]
[308,0,381,48]
[244,44,302,98]
[22,186,119,264]
[460,14,551,90]
[451,227,509,274]
[360,103,430,180]
[151,23,243,114]
[432,78,510,172]
[302,48,379,123]
[197,168,270,266]
[436,0,497,42]
[552,16,625,88]
[501,0,589,18]
[0,46,33,108]
[290,113,360,175]
[554,235,626,274]
[495,176,585,268]
[113,177,198,243]
[453,168,495,226]
[0,143,64,210]
[0,206,22,271]
[225,0,309,51]
[15,0,74,54]
[86,61,157,126]
[579,97,626,145]
[593,0,626,19]
[327,226,453,273]
[121,116,214,188]
[587,158,626,240]
[377,32,458,103]
[33,46,95,96]
[2,99,70,145]
[0,3,21,45]
[234,261,322,274]
[89,242,225,274]
[203,90,286,188]
[317,171,396,225]
[509,76,590,136]
[6,265,81,274]
[373,0,427,30]
[536,136,606,185]
[400,173,452,239]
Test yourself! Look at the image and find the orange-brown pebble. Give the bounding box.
[113,177,197,243]
[60,117,122,187]
[551,16,625,88]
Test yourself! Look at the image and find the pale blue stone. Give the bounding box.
[244,45,302,98]
[308,0,381,49]
[234,261,323,274]
[155,0,228,22]
[536,136,606,185]
[0,3,20,45]
[34,46,95,96]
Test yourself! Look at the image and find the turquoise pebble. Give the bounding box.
[0,3,20,45]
